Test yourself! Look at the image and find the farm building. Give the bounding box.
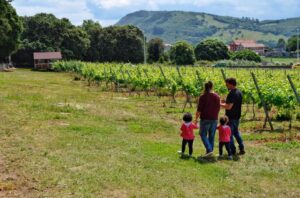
[33,52,62,70]
[229,40,266,55]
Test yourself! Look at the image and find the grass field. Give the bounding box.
[0,69,299,197]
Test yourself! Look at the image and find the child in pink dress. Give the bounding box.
[179,113,199,157]
[217,116,233,160]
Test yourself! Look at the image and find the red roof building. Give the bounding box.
[33,52,62,70]
[229,40,266,55]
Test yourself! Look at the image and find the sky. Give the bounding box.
[12,0,300,26]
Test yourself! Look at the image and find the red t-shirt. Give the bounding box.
[218,125,231,142]
[180,123,199,140]
[197,92,221,120]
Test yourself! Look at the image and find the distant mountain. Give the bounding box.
[116,10,300,47]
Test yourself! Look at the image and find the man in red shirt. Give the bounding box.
[195,81,220,157]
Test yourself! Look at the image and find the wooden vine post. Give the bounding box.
[109,67,114,89]
[143,69,150,96]
[120,67,128,93]
[125,70,132,95]
[176,66,192,112]
[158,65,167,80]
[103,68,109,89]
[195,70,202,83]
[251,72,274,131]
[112,68,119,92]
[287,75,300,131]
[221,69,226,82]
[158,65,169,99]
[287,75,300,104]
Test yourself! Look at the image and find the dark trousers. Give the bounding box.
[228,119,245,154]
[182,139,194,155]
[219,142,232,156]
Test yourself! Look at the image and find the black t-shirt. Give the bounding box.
[226,88,243,120]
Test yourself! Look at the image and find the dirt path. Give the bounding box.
[0,155,36,197]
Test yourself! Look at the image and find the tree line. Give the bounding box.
[0,0,299,66]
[12,14,145,66]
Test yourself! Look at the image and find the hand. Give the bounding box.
[221,99,226,103]
[194,119,198,124]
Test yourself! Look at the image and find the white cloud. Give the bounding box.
[91,0,132,9]
[12,0,95,25]
[98,19,119,26]
[11,0,300,26]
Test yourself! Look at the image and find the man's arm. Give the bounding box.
[220,102,233,110]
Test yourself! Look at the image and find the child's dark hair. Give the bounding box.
[219,116,229,126]
[183,112,193,123]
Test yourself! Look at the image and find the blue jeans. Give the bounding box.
[228,119,244,154]
[200,120,218,153]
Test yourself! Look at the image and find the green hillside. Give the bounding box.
[116,10,300,46]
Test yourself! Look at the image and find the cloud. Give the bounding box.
[12,0,95,25]
[11,0,300,27]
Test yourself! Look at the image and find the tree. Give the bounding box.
[81,20,102,62]
[12,13,90,66]
[147,38,164,63]
[287,35,300,52]
[81,20,101,35]
[0,0,22,62]
[61,27,90,60]
[169,41,195,65]
[84,25,144,63]
[277,38,286,50]
[194,39,229,61]
[114,25,144,63]
[230,49,261,62]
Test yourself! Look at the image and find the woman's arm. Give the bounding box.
[195,111,200,123]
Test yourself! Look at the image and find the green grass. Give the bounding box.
[261,57,299,64]
[210,29,286,44]
[0,69,299,197]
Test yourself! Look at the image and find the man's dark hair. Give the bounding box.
[225,78,237,86]
[219,116,229,126]
[183,112,193,123]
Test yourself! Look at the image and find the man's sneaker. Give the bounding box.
[204,151,213,157]
[177,151,183,154]
[218,155,223,160]
[228,155,233,160]
[238,150,246,155]
[188,154,193,158]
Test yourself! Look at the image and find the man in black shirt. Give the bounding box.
[221,78,245,155]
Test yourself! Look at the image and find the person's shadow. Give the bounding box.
[195,156,218,164]
[179,155,240,164]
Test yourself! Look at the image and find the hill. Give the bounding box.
[116,10,300,47]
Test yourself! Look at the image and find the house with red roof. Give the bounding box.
[229,40,266,55]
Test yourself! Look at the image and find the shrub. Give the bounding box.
[194,39,229,61]
[214,60,261,67]
[230,49,262,62]
[169,41,195,65]
[147,38,164,63]
[275,110,292,121]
